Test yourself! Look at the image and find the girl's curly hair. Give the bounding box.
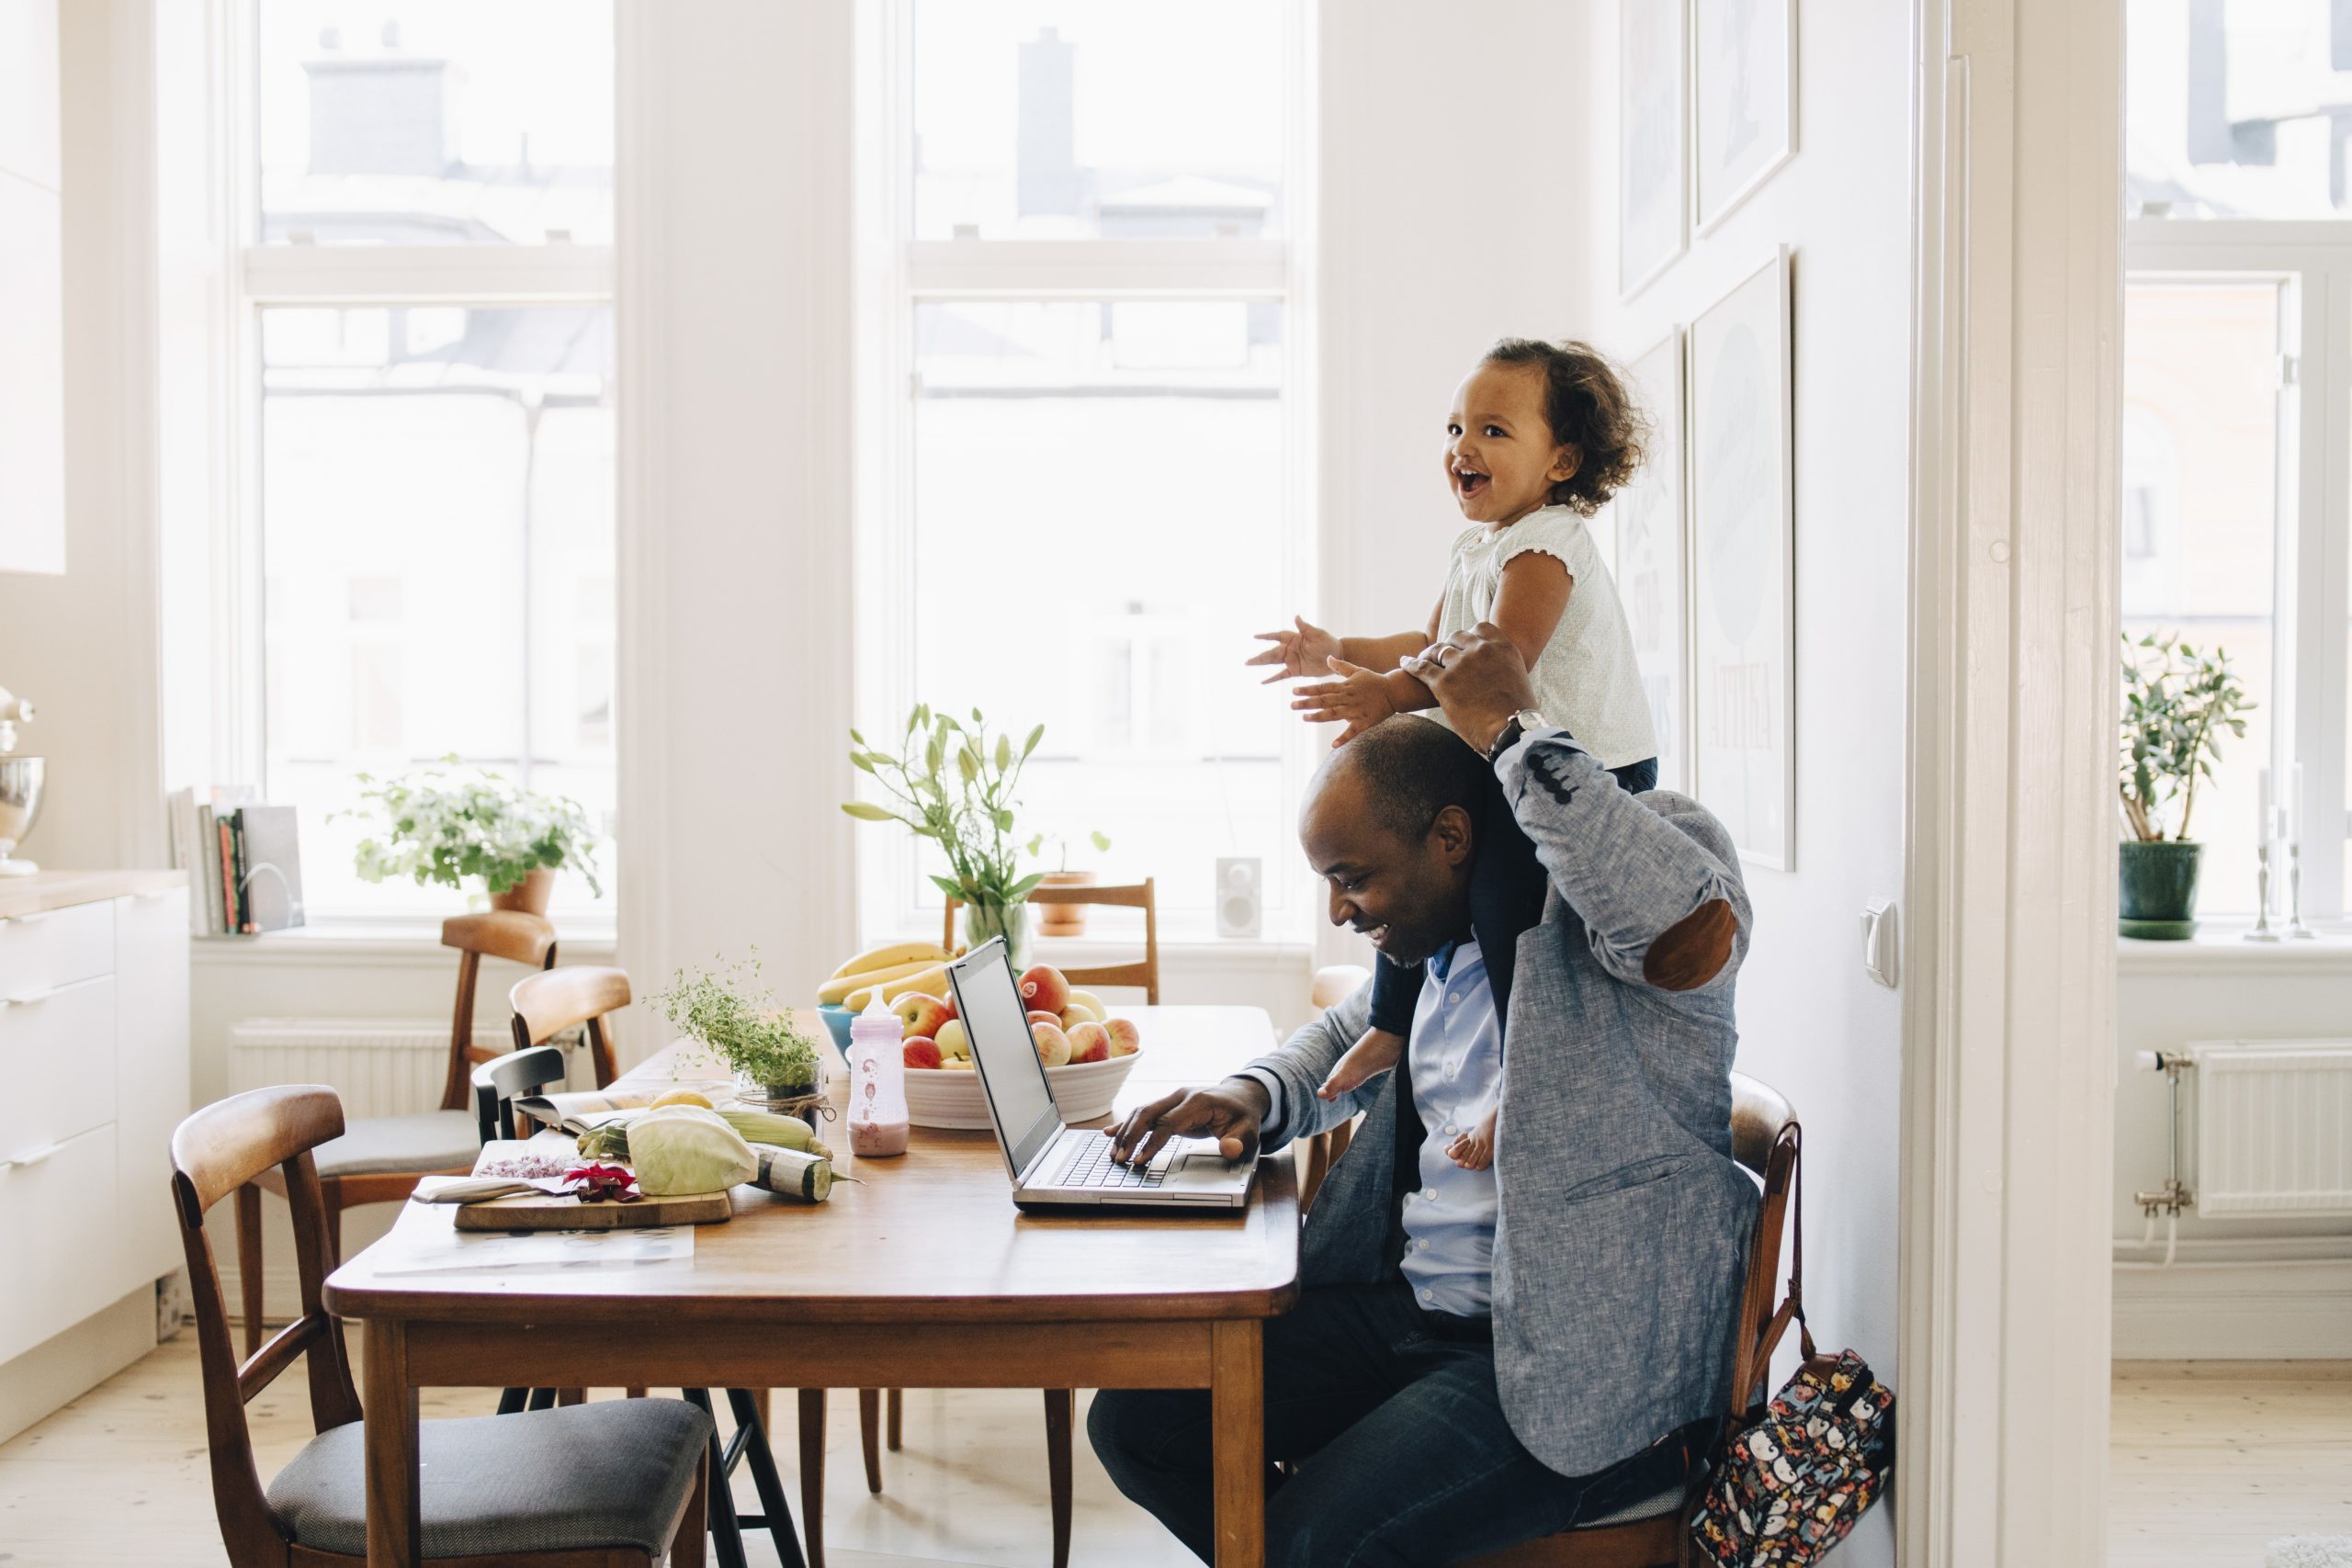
[1482,337,1651,515]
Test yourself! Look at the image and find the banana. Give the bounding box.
[825,941,951,983]
[843,963,951,1013]
[816,956,934,1006]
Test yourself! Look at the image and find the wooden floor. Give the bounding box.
[0,1330,1196,1568]
[2,1337,2346,1565]
[2109,1361,2352,1567]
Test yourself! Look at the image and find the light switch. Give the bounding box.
[1860,899,1898,989]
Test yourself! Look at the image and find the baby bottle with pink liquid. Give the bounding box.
[847,990,911,1157]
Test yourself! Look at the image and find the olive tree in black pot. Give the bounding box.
[2118,633,2253,939]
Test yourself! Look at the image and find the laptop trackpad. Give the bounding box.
[1164,1151,1250,1189]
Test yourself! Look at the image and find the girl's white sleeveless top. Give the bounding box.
[1434,505,1657,769]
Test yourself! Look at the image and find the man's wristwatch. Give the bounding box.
[1486,708,1548,763]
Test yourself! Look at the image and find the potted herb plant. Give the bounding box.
[842,705,1047,967]
[343,758,601,915]
[653,953,824,1113]
[2118,633,2253,939]
[1026,829,1111,937]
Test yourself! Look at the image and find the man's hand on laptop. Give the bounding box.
[1106,1077,1270,1168]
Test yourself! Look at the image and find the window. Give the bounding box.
[854,1,1314,941]
[235,3,617,922]
[2128,0,2352,924]
[2127,0,2352,220]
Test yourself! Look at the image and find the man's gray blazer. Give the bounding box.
[1246,728,1758,1480]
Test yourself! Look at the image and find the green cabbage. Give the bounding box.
[627,1104,758,1195]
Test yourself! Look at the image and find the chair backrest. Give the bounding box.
[509,964,631,1089]
[943,879,1161,1003]
[436,911,559,1111]
[1309,964,1370,1013]
[1724,1070,1802,1417]
[472,1043,572,1143]
[170,1086,365,1563]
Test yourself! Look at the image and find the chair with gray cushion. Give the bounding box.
[234,910,560,1356]
[172,1082,709,1567]
[1452,1072,1802,1568]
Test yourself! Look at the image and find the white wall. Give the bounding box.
[0,0,162,874]
[1570,5,1912,1561]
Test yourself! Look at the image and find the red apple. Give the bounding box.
[1103,1017,1141,1057]
[1030,1020,1073,1068]
[902,1037,943,1069]
[1026,1010,1063,1029]
[935,991,957,1023]
[891,991,951,1041]
[1065,1021,1110,1065]
[1018,964,1071,1015]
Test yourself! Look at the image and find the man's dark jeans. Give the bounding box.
[1087,1280,1687,1567]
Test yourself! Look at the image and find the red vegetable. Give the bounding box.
[563,1162,642,1203]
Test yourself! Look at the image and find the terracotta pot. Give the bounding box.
[488,867,556,916]
[1036,870,1097,937]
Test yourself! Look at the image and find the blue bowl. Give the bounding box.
[817,1004,856,1063]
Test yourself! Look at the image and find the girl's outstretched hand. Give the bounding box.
[1247,615,1341,683]
[1293,657,1405,746]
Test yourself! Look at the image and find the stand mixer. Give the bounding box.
[0,684,42,877]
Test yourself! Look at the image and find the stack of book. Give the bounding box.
[167,788,306,936]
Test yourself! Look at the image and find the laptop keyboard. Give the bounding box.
[1056,1134,1175,1189]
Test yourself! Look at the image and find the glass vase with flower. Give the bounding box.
[842,705,1047,969]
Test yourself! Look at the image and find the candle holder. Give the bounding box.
[2285,838,2316,939]
[2245,842,2280,942]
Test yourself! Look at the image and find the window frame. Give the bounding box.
[2125,219,2352,923]
[217,2,621,933]
[850,0,1320,945]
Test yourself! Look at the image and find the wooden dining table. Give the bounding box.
[324,1004,1299,1568]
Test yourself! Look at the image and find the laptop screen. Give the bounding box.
[946,939,1064,1180]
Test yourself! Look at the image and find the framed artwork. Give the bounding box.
[1619,0,1687,298]
[1611,331,1688,791]
[1688,250,1793,869]
[1692,0,1795,232]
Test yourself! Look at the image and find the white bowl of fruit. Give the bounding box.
[892,964,1144,1130]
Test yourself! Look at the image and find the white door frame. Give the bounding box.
[1899,0,2121,1562]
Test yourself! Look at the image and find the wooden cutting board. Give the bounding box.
[453,1188,732,1231]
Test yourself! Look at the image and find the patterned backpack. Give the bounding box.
[1691,1144,1896,1565]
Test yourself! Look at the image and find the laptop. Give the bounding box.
[945,938,1258,1210]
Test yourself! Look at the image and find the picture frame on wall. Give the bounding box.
[1692,0,1796,233]
[1688,249,1793,869]
[1610,331,1689,791]
[1619,0,1687,298]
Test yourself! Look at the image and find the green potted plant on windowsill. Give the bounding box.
[342,758,602,916]
[842,705,1046,968]
[2118,633,2253,939]
[1027,829,1112,938]
[653,953,825,1115]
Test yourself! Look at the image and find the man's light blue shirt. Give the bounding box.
[1399,938,1501,1316]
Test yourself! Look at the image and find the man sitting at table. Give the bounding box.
[1091,623,1758,1566]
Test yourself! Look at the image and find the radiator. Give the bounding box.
[228,1018,578,1120]
[2187,1039,2352,1218]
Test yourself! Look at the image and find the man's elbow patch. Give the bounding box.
[1644,899,1736,991]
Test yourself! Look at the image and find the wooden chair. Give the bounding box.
[1453,1072,1802,1568]
[171,1084,710,1567]
[509,963,628,1089]
[234,911,560,1356]
[944,877,1160,1002]
[505,967,811,1568]
[1300,964,1372,1210]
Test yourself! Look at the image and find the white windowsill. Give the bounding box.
[191,917,619,966]
[2119,921,2352,976]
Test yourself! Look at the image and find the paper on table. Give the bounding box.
[374,1224,695,1276]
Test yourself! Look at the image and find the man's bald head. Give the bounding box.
[1305,716,1497,845]
[1297,717,1493,965]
